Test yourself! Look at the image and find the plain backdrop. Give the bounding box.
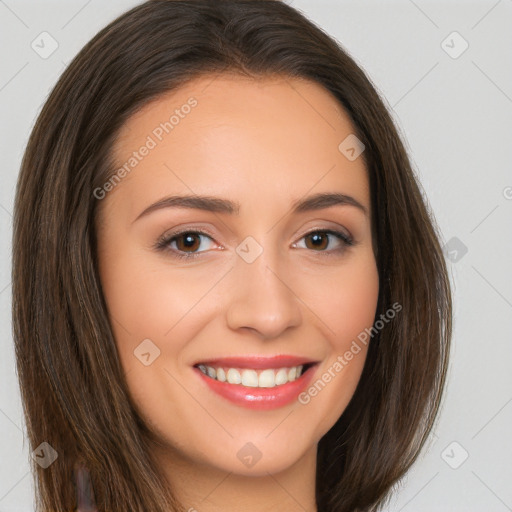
[1,1,511,510]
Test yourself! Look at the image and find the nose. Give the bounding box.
[225,245,302,339]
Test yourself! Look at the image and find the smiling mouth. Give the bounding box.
[194,362,316,388]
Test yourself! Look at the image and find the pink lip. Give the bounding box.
[193,362,319,410]
[193,354,318,370]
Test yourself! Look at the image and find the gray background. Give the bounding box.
[1,0,511,510]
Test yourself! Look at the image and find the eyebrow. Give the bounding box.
[132,191,368,223]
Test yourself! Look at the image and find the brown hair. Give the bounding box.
[12,1,452,511]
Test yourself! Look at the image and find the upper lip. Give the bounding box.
[193,355,319,370]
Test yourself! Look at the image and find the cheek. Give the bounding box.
[332,262,379,347]
[100,249,193,336]
[295,252,379,431]
[98,249,202,429]
[99,245,227,378]
[300,251,380,348]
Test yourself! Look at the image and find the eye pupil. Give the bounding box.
[177,233,201,251]
[160,229,349,259]
[306,233,328,250]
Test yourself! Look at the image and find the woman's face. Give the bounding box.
[96,74,379,477]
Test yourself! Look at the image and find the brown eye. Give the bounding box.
[155,230,216,259]
[174,233,202,252]
[304,232,329,251]
[295,229,354,254]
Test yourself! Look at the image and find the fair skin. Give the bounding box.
[96,74,379,512]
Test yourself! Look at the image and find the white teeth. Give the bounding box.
[258,369,275,388]
[216,367,226,382]
[241,369,259,387]
[226,368,242,384]
[275,368,288,386]
[197,364,309,388]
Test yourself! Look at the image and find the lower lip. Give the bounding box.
[193,365,317,410]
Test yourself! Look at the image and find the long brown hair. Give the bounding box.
[12,1,452,511]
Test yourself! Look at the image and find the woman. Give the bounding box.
[12,1,452,511]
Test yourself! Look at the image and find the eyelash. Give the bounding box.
[154,228,355,261]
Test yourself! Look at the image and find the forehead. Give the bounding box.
[107,73,369,218]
